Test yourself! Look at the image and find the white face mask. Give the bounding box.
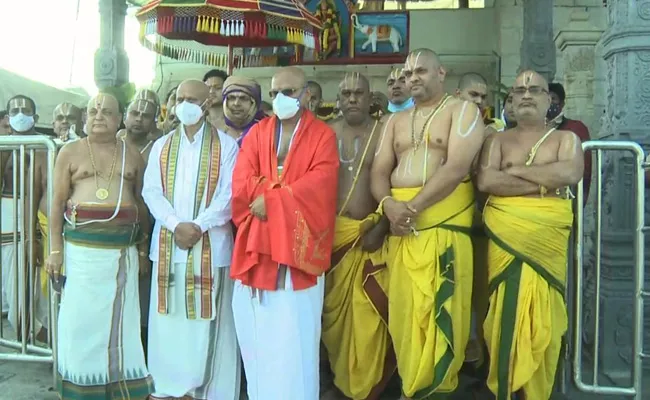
[272,92,302,120]
[175,101,204,126]
[9,112,35,132]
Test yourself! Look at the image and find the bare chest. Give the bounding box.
[500,137,562,169]
[393,111,452,155]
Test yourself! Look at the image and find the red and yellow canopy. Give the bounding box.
[137,0,322,68]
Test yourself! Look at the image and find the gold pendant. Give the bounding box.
[95,188,109,200]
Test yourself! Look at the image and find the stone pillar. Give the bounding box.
[94,0,129,90]
[519,0,556,82]
[554,11,604,134]
[587,0,650,383]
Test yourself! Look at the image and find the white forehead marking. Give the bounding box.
[10,99,27,109]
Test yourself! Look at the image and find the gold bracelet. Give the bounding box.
[378,196,392,212]
[50,250,61,255]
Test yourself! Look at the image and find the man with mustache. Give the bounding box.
[386,67,414,113]
[45,92,153,398]
[322,72,393,400]
[119,89,161,161]
[371,48,485,399]
[221,76,267,145]
[204,69,229,131]
[52,103,82,142]
[477,70,583,400]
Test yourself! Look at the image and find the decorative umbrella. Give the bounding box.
[136,0,322,72]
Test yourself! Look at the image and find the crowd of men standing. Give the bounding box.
[0,47,592,400]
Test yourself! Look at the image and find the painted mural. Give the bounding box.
[244,0,408,66]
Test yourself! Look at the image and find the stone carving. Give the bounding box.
[520,0,555,82]
[94,0,129,90]
[638,1,650,20]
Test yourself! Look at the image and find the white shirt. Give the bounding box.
[143,122,238,267]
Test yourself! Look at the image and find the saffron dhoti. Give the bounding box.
[386,181,474,398]
[57,206,153,399]
[322,214,394,400]
[483,196,571,400]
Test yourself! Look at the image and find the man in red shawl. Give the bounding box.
[230,66,339,399]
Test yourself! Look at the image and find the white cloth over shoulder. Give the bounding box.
[233,271,325,400]
[143,123,238,268]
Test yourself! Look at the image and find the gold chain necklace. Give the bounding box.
[86,138,119,200]
[410,94,450,151]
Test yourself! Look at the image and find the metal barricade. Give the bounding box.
[573,140,646,399]
[0,136,58,385]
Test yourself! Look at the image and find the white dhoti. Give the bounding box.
[232,271,325,400]
[148,263,241,400]
[1,196,22,330]
[57,242,153,398]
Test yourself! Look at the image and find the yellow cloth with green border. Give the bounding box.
[483,196,571,400]
[386,181,474,398]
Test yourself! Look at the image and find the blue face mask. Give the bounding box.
[388,97,415,113]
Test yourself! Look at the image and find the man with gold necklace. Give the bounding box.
[45,92,154,399]
[143,79,241,399]
[476,70,583,400]
[370,48,485,399]
[322,72,393,400]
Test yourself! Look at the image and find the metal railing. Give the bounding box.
[0,135,58,387]
[573,140,646,399]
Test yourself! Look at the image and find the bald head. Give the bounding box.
[307,80,323,112]
[177,79,210,105]
[456,72,488,112]
[53,102,82,136]
[512,70,551,123]
[403,48,446,102]
[338,72,372,125]
[405,48,442,70]
[271,67,310,119]
[86,93,122,137]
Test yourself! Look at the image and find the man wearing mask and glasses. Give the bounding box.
[143,79,241,400]
[231,66,339,400]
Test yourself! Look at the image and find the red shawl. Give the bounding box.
[230,111,339,290]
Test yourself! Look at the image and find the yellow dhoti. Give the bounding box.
[483,196,571,400]
[322,214,395,400]
[386,181,474,398]
[38,210,50,296]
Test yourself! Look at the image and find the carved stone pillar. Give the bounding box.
[520,0,556,82]
[554,11,604,134]
[94,0,129,90]
[588,0,650,383]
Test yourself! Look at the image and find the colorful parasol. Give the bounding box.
[136,0,322,71]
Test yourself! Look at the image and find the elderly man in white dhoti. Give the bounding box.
[45,92,154,399]
[143,79,241,400]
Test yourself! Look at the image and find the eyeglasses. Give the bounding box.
[269,88,303,99]
[512,86,549,96]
